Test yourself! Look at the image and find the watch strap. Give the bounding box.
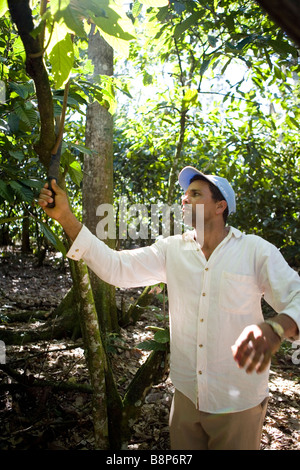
[265,320,285,340]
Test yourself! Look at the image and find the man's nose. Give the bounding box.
[182,194,189,204]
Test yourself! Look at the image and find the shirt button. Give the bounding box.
[199,344,203,348]
[205,267,209,271]
[200,318,204,322]
[202,292,206,296]
[198,370,202,375]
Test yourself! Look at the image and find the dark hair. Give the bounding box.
[189,175,229,224]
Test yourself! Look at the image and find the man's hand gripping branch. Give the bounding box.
[38,179,82,242]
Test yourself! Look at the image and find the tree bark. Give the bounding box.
[7,2,110,448]
[83,27,118,333]
[7,0,56,169]
[256,0,300,47]
[69,258,109,450]
[21,210,31,253]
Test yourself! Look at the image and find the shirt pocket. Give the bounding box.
[219,271,260,315]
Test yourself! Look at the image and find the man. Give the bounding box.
[38,166,300,450]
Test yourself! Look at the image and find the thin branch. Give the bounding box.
[52,78,71,154]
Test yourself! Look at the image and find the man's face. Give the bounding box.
[182,179,217,228]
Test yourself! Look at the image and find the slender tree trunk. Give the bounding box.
[69,258,109,449]
[256,0,300,47]
[8,2,111,448]
[7,0,56,168]
[83,26,118,333]
[21,209,31,253]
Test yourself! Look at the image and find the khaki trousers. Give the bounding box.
[169,389,268,450]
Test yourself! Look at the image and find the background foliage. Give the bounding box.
[0,0,299,265]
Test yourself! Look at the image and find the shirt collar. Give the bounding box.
[182,226,243,244]
[229,226,243,238]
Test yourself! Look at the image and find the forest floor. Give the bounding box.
[0,247,299,451]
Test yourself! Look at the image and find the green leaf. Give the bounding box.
[7,114,19,133]
[9,150,25,162]
[269,38,298,57]
[9,181,34,203]
[136,339,167,351]
[174,12,202,39]
[90,3,136,39]
[286,115,300,130]
[208,35,217,48]
[21,179,44,190]
[13,104,31,127]
[37,220,67,256]
[0,180,14,203]
[68,161,83,186]
[183,88,198,105]
[23,107,38,127]
[91,3,136,57]
[71,143,94,154]
[0,0,8,16]
[54,2,87,38]
[132,1,142,17]
[9,82,29,99]
[200,58,210,76]
[236,36,253,51]
[154,328,170,343]
[49,35,74,89]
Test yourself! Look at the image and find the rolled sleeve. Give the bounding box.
[257,242,300,339]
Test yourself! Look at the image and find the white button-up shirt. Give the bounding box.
[67,225,300,414]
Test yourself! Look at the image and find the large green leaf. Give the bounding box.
[0,180,14,203]
[12,103,38,129]
[174,11,202,39]
[51,0,87,38]
[68,160,83,186]
[136,339,167,351]
[153,328,170,344]
[87,0,136,56]
[37,220,67,256]
[13,104,31,127]
[49,34,74,89]
[0,0,8,16]
[9,82,32,99]
[9,181,34,203]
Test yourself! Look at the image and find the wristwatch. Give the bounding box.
[265,320,285,341]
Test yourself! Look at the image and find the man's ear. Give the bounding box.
[216,200,227,215]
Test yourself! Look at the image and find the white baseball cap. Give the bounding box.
[178,166,236,215]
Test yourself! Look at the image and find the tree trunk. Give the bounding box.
[21,209,31,253]
[7,0,56,168]
[83,26,118,333]
[256,0,300,47]
[121,350,168,445]
[7,2,111,448]
[69,258,109,450]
